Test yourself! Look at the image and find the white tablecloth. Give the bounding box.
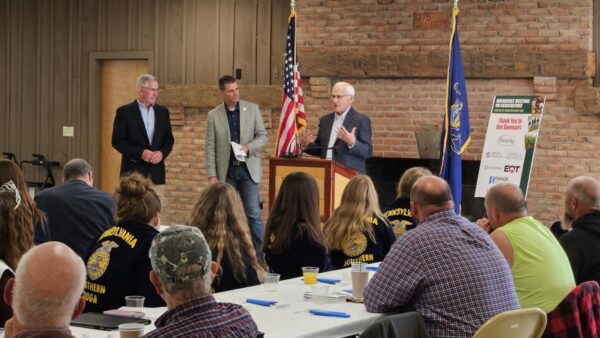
[70,265,384,338]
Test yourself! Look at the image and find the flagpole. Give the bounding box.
[290,0,301,153]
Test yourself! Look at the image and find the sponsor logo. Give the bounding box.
[504,165,521,173]
[505,152,523,160]
[485,151,503,159]
[488,176,509,184]
[484,165,502,170]
[497,135,515,146]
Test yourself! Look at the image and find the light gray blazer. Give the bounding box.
[205,100,268,183]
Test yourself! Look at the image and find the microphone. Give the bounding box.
[299,145,338,158]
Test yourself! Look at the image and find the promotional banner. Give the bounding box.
[475,95,546,198]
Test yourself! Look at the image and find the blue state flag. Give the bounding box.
[440,7,471,214]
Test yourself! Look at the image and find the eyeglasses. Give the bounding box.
[331,94,352,100]
[142,87,160,93]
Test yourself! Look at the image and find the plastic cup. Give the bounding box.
[118,323,145,338]
[264,272,281,292]
[351,262,369,300]
[302,267,319,285]
[125,295,145,310]
[311,283,329,296]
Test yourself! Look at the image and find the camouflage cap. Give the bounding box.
[149,225,212,287]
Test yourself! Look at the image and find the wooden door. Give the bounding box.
[100,60,148,193]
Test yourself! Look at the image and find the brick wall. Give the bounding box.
[296,0,592,52]
[161,0,599,227]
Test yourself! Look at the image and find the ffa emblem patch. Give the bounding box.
[86,241,119,281]
[342,232,368,257]
[391,220,412,238]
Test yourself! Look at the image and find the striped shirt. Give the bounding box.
[363,209,520,338]
[143,295,258,338]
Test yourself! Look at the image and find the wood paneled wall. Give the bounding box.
[0,0,287,177]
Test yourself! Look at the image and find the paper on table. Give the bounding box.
[231,142,247,162]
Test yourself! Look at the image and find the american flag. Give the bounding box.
[275,10,306,157]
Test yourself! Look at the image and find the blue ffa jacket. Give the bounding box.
[265,225,332,280]
[83,220,165,313]
[328,216,396,269]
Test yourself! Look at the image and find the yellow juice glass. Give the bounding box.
[302,267,319,285]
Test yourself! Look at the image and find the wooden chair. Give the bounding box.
[473,308,547,338]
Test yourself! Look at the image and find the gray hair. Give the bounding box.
[136,74,158,88]
[12,243,86,328]
[334,82,356,97]
[567,176,600,209]
[63,158,92,181]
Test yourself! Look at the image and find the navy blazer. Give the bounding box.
[111,100,175,184]
[304,108,373,173]
[34,180,116,258]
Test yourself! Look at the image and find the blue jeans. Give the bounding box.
[226,165,264,259]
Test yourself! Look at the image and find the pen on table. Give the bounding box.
[317,277,341,284]
[246,298,278,307]
[309,309,351,318]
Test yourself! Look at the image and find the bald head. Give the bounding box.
[484,183,527,229]
[410,176,454,221]
[567,176,600,209]
[486,183,527,214]
[12,242,86,328]
[564,176,600,222]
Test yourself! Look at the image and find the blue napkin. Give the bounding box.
[246,298,277,307]
[309,309,351,318]
[317,277,341,284]
[367,265,379,271]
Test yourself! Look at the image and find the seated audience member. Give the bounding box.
[83,173,165,312]
[144,225,258,338]
[187,183,261,292]
[560,176,600,284]
[0,181,34,328]
[363,176,519,338]
[550,220,568,239]
[263,172,332,280]
[3,242,86,338]
[324,175,395,269]
[383,167,432,237]
[478,183,574,312]
[34,158,115,258]
[0,159,49,244]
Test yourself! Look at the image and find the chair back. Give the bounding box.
[359,312,431,338]
[543,280,600,338]
[473,308,547,338]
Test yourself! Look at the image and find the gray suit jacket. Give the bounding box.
[205,100,268,183]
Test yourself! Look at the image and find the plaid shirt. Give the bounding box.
[543,280,600,338]
[143,295,258,338]
[363,210,520,338]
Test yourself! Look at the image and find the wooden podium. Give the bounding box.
[269,157,358,222]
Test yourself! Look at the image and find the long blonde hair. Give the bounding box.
[324,175,383,250]
[187,183,262,284]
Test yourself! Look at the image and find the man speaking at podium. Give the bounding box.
[300,82,372,174]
